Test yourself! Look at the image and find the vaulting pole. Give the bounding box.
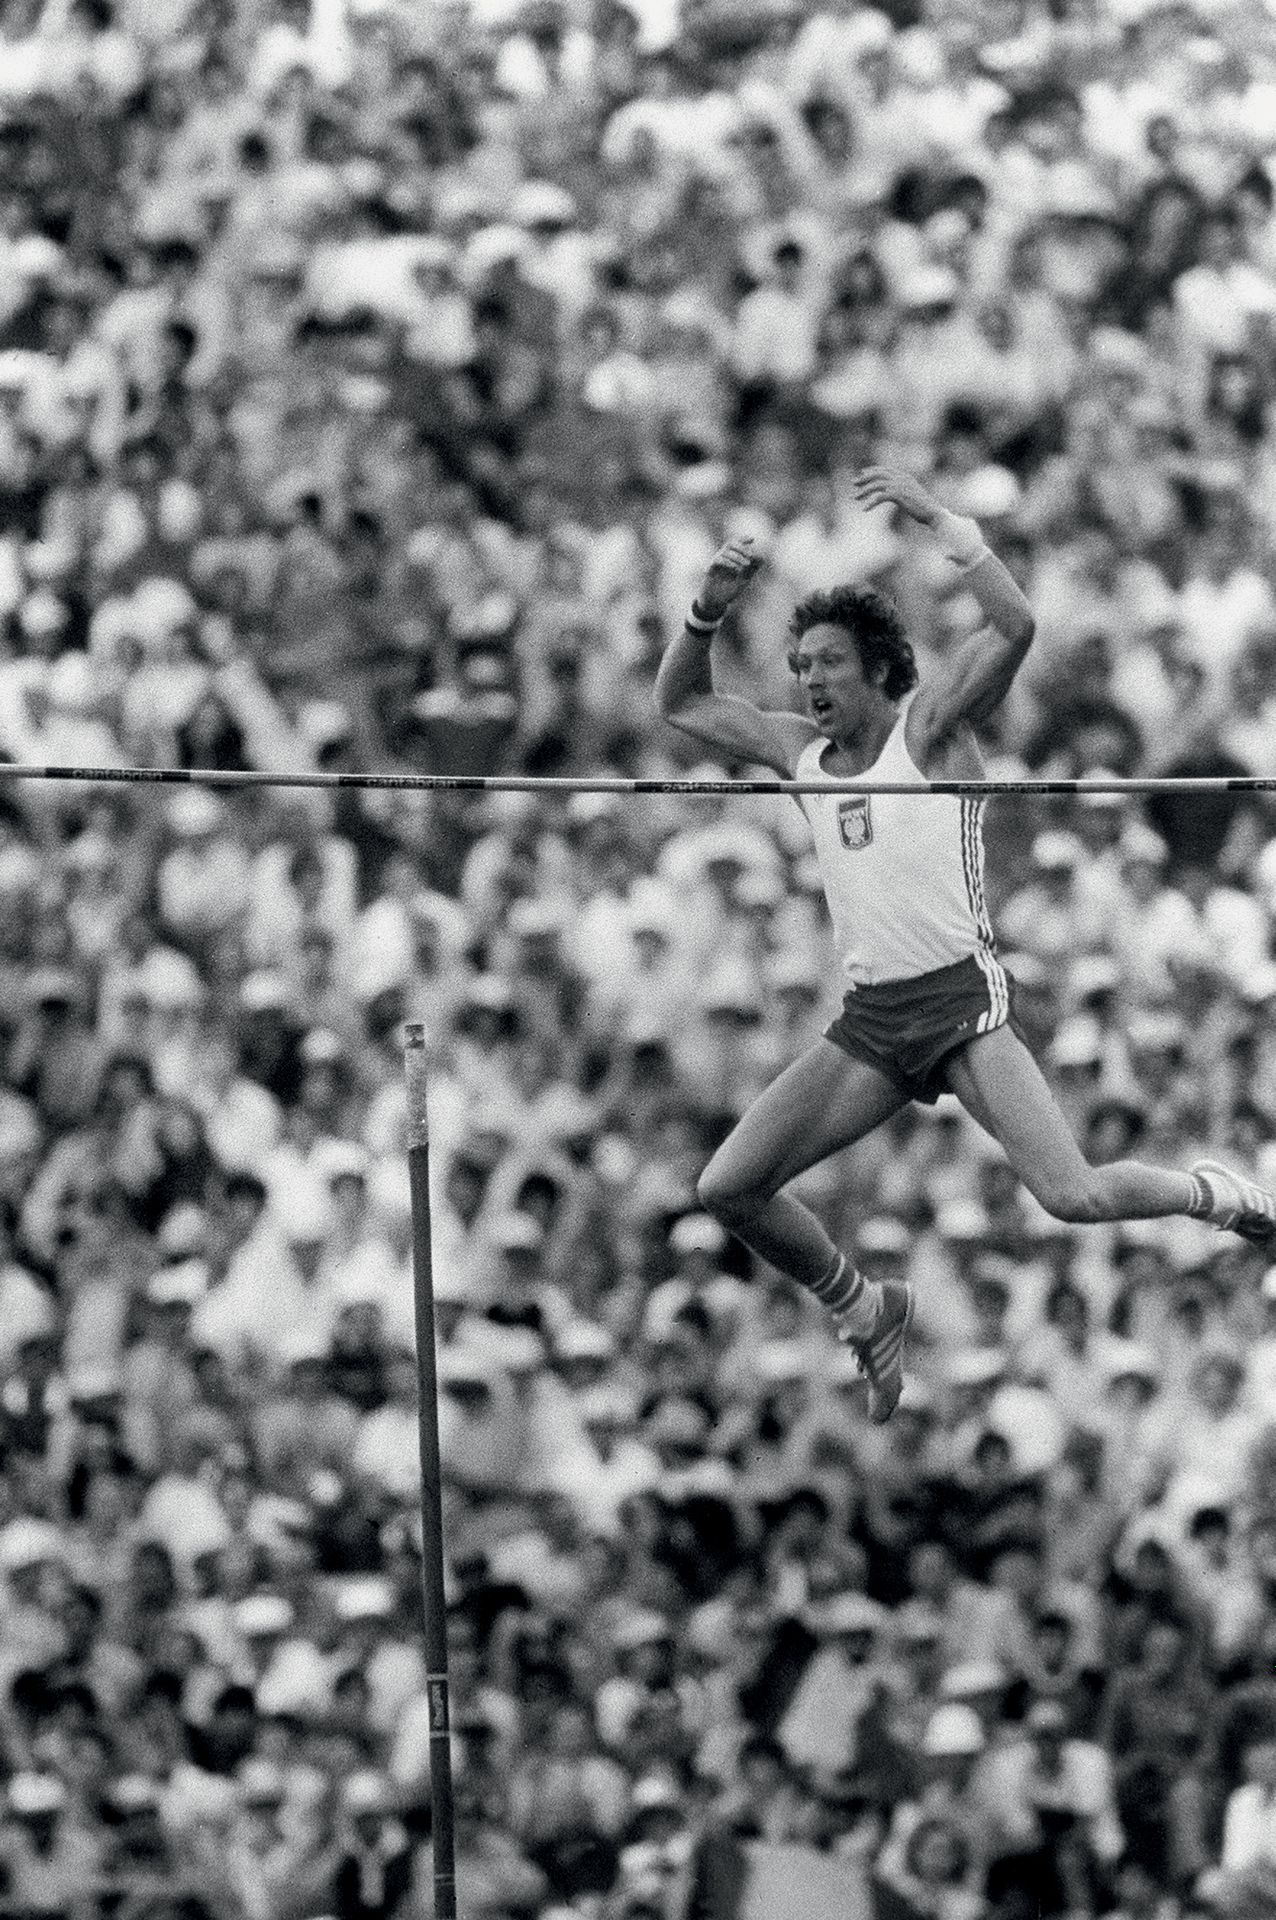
[403,1024,457,1920]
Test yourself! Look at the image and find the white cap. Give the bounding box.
[576,1384,638,1427]
[140,949,204,1008]
[272,1174,333,1245]
[238,1759,287,1807]
[331,1574,396,1622]
[1239,962,1276,1007]
[461,223,531,287]
[555,1320,615,1363]
[342,1770,393,1816]
[0,1517,67,1571]
[767,950,820,994]
[47,652,97,712]
[1126,1011,1185,1054]
[111,1775,162,1815]
[65,1364,121,1402]
[169,788,224,837]
[895,1374,937,1416]
[957,465,1021,520]
[1050,1015,1103,1069]
[366,1159,410,1223]
[1119,823,1169,867]
[858,1217,911,1258]
[699,957,761,1012]
[537,1085,599,1140]
[1032,830,1084,871]
[146,1259,209,1307]
[278,1323,330,1367]
[669,1213,726,1257]
[1103,1337,1161,1383]
[934,1200,990,1242]
[939,1659,1005,1700]
[7,1773,67,1817]
[481,1326,546,1374]
[463,973,517,1012]
[735,868,786,912]
[508,897,567,939]
[1048,162,1118,220]
[234,1594,295,1638]
[438,1348,497,1390]
[897,264,960,310]
[612,1608,674,1651]
[510,180,577,228]
[848,8,893,51]
[923,1704,986,1756]
[632,1775,682,1813]
[240,970,291,1013]
[947,1347,1008,1388]
[895,1598,945,1642]
[20,590,69,639]
[750,1339,810,1384]
[491,1211,544,1254]
[298,699,353,752]
[331,1249,389,1308]
[809,1592,887,1636]
[300,1028,346,1067]
[312,1139,371,1185]
[1067,955,1121,999]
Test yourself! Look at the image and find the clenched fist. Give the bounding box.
[694,535,767,623]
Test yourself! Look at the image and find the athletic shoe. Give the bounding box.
[834,1279,914,1424]
[1191,1160,1276,1246]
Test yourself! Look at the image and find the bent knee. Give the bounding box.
[697,1161,764,1222]
[1031,1171,1106,1225]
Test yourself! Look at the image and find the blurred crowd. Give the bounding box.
[6,0,1276,1915]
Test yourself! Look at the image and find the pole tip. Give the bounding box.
[402,1024,430,1146]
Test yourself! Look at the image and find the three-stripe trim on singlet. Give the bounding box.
[961,797,1008,1032]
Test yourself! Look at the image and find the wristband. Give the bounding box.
[934,511,986,569]
[686,604,722,635]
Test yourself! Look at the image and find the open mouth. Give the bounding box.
[811,696,833,721]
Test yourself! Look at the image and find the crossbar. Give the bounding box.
[1,762,1275,798]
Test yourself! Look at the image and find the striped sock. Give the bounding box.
[808,1253,878,1331]
[1185,1173,1214,1220]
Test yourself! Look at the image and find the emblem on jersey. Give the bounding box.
[837,796,873,850]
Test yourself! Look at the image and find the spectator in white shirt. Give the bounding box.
[730,239,820,392]
[1102,825,1213,1004]
[1222,1738,1276,1872]
[1248,1268,1276,1417]
[1172,208,1276,376]
[979,1698,1123,1891]
[351,1347,421,1503]
[1177,521,1276,702]
[156,790,252,959]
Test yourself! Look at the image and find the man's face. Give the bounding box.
[910,1543,951,1597]
[775,249,802,292]
[1203,218,1239,269]
[788,624,874,735]
[1196,1359,1240,1415]
[1032,1722,1066,1771]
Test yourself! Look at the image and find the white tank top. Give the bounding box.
[796,703,997,987]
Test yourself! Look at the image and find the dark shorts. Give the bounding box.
[824,952,1019,1105]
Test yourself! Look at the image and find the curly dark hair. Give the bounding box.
[787,584,918,701]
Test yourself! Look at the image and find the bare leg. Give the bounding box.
[944,1026,1195,1221]
[697,1040,909,1285]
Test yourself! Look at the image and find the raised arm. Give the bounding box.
[654,536,819,778]
[852,466,1036,750]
